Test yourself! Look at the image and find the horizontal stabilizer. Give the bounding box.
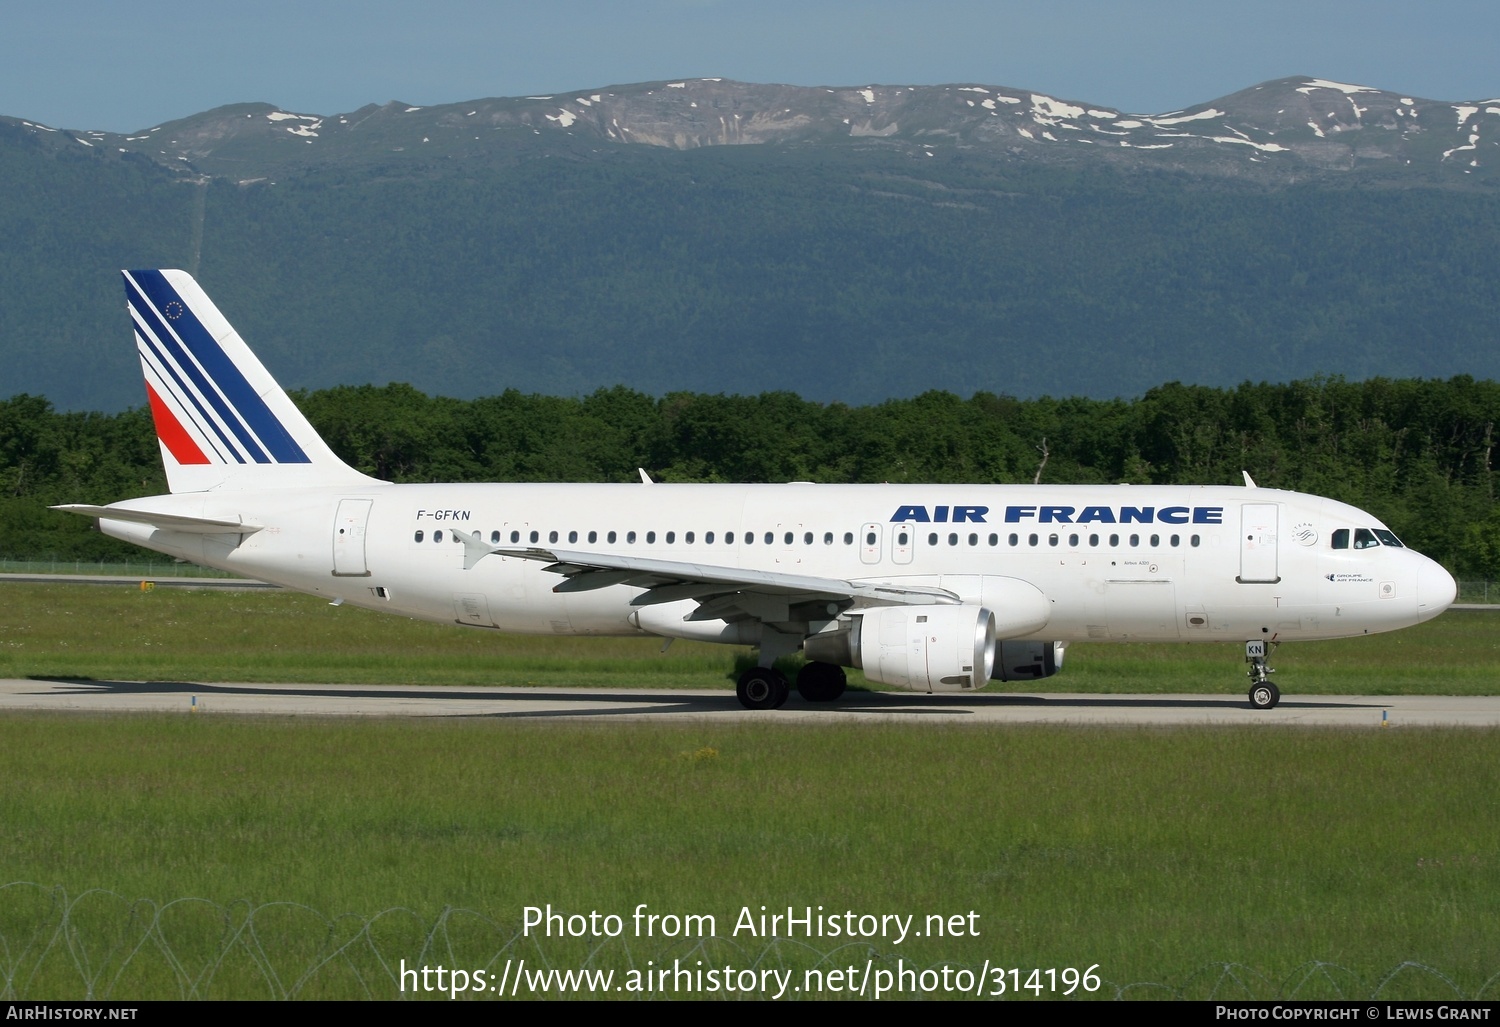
[51,504,263,534]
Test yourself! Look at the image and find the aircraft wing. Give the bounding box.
[451,530,959,620]
[51,505,263,534]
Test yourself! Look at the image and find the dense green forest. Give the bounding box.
[3,374,1496,576]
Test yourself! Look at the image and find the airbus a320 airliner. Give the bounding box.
[57,270,1458,710]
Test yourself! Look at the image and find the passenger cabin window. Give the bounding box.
[414,530,424,543]
[529,530,539,543]
[844,532,854,545]
[434,530,444,543]
[491,530,501,544]
[1332,529,1350,550]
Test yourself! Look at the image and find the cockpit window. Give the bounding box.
[1353,528,1380,549]
[1373,529,1404,548]
[1331,529,1349,550]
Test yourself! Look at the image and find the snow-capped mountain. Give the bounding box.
[7,76,1497,183]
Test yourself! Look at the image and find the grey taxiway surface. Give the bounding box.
[3,678,1499,726]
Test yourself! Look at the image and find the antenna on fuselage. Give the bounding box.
[1242,471,1258,488]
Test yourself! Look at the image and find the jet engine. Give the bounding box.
[990,640,1066,681]
[806,605,996,691]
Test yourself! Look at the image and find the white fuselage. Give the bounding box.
[99,482,1455,646]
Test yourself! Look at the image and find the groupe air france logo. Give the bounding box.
[164,300,185,320]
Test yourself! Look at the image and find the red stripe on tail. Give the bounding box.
[145,381,211,465]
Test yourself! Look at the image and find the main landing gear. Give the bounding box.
[736,666,790,710]
[796,661,847,703]
[1245,639,1281,709]
[735,661,849,709]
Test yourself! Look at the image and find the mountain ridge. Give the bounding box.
[5,75,1497,184]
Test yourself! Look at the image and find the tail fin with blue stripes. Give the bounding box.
[124,269,379,493]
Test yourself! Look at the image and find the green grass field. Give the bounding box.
[1,583,1498,1001]
[1,583,1497,694]
[0,717,1496,1000]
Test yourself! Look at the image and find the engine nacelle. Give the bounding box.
[839,605,996,692]
[990,640,1066,681]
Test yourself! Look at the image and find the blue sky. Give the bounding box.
[3,0,1497,132]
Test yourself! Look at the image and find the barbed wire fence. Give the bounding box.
[3,884,1498,1001]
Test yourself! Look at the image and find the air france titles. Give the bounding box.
[889,505,1224,525]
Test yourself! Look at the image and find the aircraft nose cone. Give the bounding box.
[1416,557,1458,622]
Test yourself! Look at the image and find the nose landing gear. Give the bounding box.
[1245,638,1280,709]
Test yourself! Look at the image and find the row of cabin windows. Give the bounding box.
[915,530,1200,549]
[413,528,859,545]
[411,527,1202,549]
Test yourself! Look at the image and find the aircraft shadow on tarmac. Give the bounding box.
[26,677,1382,719]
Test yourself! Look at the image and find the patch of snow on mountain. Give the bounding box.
[1210,136,1288,152]
[1455,106,1479,124]
[547,109,577,128]
[1032,95,1085,119]
[1148,109,1223,126]
[1443,133,1481,159]
[859,89,875,103]
[1298,79,1379,94]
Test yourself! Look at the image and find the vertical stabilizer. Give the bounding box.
[124,269,381,493]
